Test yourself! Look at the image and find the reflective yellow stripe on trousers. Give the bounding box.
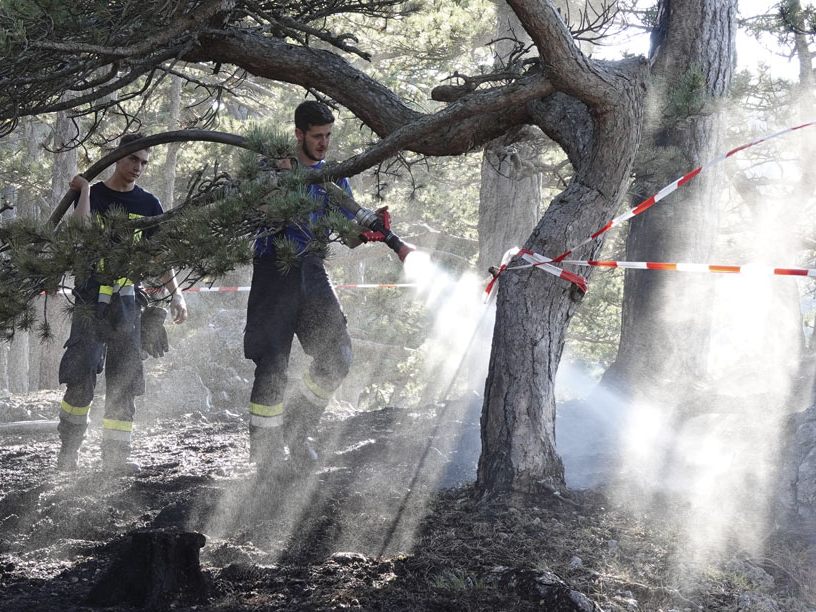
[60,400,90,424]
[249,402,284,428]
[102,418,133,442]
[301,371,332,407]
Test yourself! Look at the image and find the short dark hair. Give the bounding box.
[294,101,334,132]
[118,132,145,148]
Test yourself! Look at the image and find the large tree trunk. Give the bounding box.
[478,129,543,273]
[477,1,649,497]
[604,0,736,392]
[791,0,816,407]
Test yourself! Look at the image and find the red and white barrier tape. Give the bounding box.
[183,286,249,293]
[179,283,417,292]
[562,259,816,278]
[552,120,816,264]
[487,120,816,295]
[491,252,816,295]
[335,283,417,289]
[484,249,586,295]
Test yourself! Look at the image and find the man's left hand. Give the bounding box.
[170,293,188,324]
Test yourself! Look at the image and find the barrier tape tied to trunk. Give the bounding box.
[486,120,816,296]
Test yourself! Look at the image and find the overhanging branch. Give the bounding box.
[46,130,254,229]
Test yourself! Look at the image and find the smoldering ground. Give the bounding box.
[2,391,814,610]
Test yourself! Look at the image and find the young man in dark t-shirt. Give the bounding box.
[57,133,188,474]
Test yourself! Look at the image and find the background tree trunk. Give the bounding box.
[790,0,816,406]
[604,0,736,394]
[161,76,183,210]
[5,138,29,393]
[478,2,542,274]
[36,109,78,390]
[0,182,15,391]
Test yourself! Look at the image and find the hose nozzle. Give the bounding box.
[326,182,416,262]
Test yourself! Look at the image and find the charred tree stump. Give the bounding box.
[86,528,207,608]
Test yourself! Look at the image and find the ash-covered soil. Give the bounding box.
[0,391,814,611]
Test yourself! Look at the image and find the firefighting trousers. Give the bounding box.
[244,254,352,420]
[58,293,144,447]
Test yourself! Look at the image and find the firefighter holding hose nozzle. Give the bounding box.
[244,101,414,479]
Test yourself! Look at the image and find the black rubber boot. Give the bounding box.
[57,446,79,472]
[56,421,86,472]
[283,399,324,472]
[101,440,140,476]
[248,425,287,478]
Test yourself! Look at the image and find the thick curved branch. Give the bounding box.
[46,130,253,228]
[507,0,627,108]
[185,30,421,137]
[528,93,593,167]
[319,74,554,180]
[187,30,554,157]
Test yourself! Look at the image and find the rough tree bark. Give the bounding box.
[477,1,648,496]
[603,0,736,393]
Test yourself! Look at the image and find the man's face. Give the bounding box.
[296,123,333,163]
[115,150,150,183]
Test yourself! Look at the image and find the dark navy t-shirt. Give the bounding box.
[79,182,163,240]
[86,182,163,218]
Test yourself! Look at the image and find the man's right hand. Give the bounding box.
[169,292,188,324]
[70,175,92,220]
[360,206,391,242]
[69,175,89,192]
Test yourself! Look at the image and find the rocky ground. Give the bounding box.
[0,390,814,611]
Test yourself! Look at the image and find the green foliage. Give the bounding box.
[0,0,67,51]
[778,0,816,37]
[565,225,627,368]
[665,66,709,119]
[639,3,661,29]
[565,267,623,368]
[429,568,486,591]
[0,127,364,338]
[242,124,296,161]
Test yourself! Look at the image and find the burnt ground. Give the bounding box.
[0,391,815,611]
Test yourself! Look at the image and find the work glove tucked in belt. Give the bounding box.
[140,306,169,358]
